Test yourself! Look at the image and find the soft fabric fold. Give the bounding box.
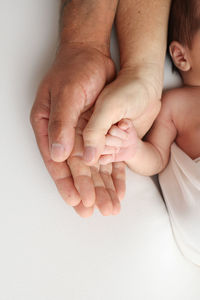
[159,143,200,266]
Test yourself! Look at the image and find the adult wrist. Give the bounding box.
[119,63,164,100]
[58,41,110,59]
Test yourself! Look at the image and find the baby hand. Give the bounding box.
[67,110,125,217]
[99,119,138,165]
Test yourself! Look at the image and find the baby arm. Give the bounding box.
[100,96,177,175]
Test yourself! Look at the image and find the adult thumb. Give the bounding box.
[82,95,122,165]
[48,88,83,162]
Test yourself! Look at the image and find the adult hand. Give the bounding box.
[73,161,126,218]
[82,66,162,165]
[67,109,126,218]
[30,43,115,207]
[81,0,171,165]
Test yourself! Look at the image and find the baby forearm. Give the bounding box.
[125,140,166,176]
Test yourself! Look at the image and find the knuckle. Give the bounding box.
[82,127,95,140]
[51,82,77,100]
[30,102,50,126]
[67,155,77,167]
[29,106,39,127]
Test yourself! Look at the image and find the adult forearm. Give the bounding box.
[116,0,171,87]
[60,0,118,55]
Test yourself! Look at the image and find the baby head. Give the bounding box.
[168,0,200,86]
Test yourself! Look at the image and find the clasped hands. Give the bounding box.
[67,108,126,217]
[30,44,161,217]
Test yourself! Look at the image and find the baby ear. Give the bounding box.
[169,41,191,72]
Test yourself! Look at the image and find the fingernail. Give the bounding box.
[51,143,65,162]
[83,147,96,163]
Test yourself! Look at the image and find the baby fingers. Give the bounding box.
[108,125,129,140]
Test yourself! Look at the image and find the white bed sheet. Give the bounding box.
[0,1,199,299]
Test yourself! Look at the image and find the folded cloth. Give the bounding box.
[159,143,200,266]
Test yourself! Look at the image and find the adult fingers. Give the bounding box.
[48,85,85,162]
[68,156,95,208]
[73,201,95,218]
[90,164,113,216]
[111,162,126,202]
[30,85,81,206]
[67,122,96,208]
[99,164,121,215]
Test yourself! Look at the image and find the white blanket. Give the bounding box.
[159,143,200,266]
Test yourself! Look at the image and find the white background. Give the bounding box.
[0,1,199,299]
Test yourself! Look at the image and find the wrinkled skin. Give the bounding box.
[30,44,126,217]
